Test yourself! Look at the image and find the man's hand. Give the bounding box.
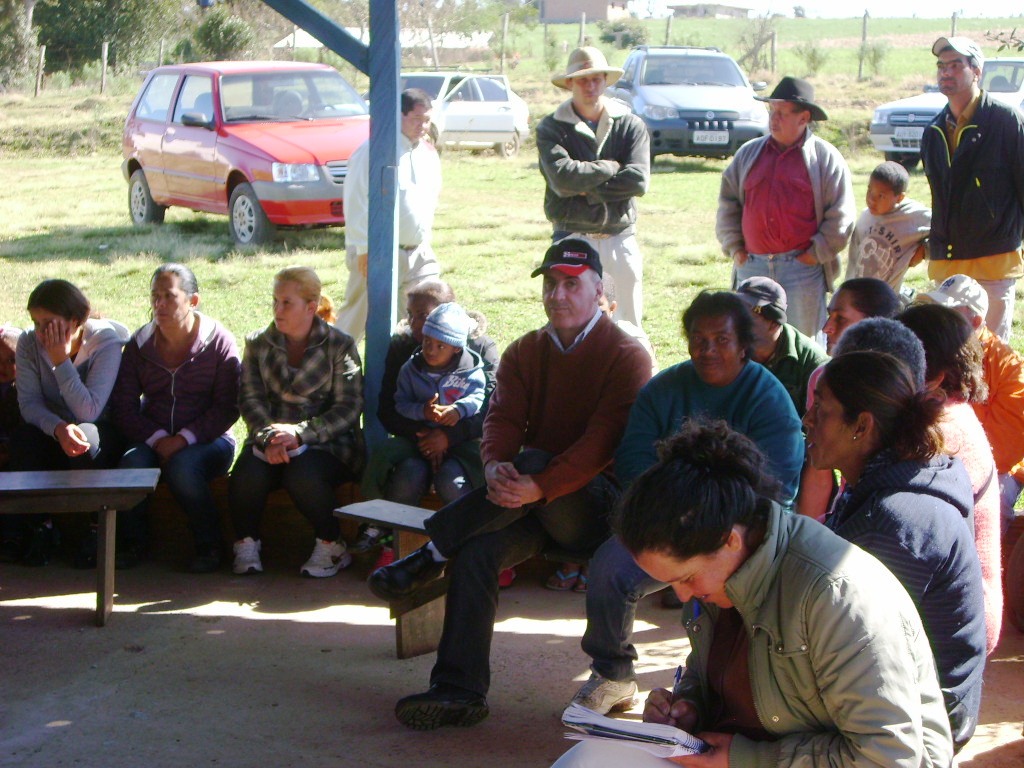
[54,422,90,458]
[732,249,749,266]
[356,252,368,278]
[40,317,74,367]
[263,442,291,464]
[484,461,543,508]
[416,428,449,471]
[796,250,818,266]
[673,732,733,767]
[643,688,698,731]
[153,434,187,464]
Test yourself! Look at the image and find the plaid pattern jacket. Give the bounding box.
[239,318,364,472]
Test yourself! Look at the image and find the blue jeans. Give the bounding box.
[384,455,472,506]
[229,447,355,543]
[999,473,1022,536]
[736,251,828,343]
[581,534,667,682]
[978,277,1017,344]
[118,438,234,551]
[425,449,619,696]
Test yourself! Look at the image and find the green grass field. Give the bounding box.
[1,14,1023,363]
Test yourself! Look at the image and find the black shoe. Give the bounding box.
[188,546,222,574]
[115,541,143,570]
[367,545,445,601]
[73,529,98,570]
[395,684,489,730]
[22,524,57,567]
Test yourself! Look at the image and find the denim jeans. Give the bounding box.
[999,473,1022,536]
[581,534,667,682]
[736,251,828,343]
[118,438,234,551]
[978,277,1017,344]
[554,230,644,330]
[384,455,471,507]
[229,447,354,543]
[426,449,619,696]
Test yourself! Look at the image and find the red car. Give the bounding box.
[122,61,369,246]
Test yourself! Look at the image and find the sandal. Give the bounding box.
[572,566,589,593]
[545,566,580,591]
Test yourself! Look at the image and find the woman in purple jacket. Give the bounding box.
[110,264,241,573]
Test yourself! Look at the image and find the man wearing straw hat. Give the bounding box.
[716,76,855,344]
[537,46,651,333]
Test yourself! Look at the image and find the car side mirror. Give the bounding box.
[751,81,768,92]
[181,111,213,129]
[613,79,632,90]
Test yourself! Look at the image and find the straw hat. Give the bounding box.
[551,47,624,90]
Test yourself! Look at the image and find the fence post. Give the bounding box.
[579,12,586,47]
[858,10,868,81]
[500,12,509,74]
[771,31,777,73]
[158,38,165,67]
[951,11,958,36]
[101,41,109,94]
[34,45,45,97]
[665,15,673,46]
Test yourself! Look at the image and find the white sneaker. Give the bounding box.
[571,673,639,714]
[300,538,351,578]
[232,537,263,575]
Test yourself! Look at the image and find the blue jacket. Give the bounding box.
[922,90,1024,262]
[395,346,486,423]
[826,452,986,748]
[615,360,804,504]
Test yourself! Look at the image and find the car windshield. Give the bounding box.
[983,62,1024,93]
[641,56,745,87]
[401,75,445,99]
[221,69,367,122]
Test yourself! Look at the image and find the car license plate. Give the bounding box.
[693,130,729,145]
[894,127,925,140]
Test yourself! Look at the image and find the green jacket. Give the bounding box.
[677,504,953,767]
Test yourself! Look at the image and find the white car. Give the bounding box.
[401,71,529,157]
[870,57,1024,167]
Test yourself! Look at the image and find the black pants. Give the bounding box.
[425,449,618,697]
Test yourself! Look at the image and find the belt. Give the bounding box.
[399,243,421,251]
[587,233,613,240]
[750,249,802,260]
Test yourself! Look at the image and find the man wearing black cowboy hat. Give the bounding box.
[537,46,650,335]
[717,76,855,345]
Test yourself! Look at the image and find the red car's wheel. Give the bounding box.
[229,182,275,246]
[128,169,166,225]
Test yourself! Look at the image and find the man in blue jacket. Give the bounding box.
[571,291,805,714]
[922,36,1024,342]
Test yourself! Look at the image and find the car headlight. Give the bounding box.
[642,104,679,121]
[871,109,887,126]
[272,163,320,183]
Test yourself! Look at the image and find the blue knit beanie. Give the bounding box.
[423,302,470,348]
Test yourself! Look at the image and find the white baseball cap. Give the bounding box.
[918,274,989,319]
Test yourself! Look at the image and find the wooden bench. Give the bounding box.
[335,499,595,659]
[0,468,161,626]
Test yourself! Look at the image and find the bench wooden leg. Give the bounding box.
[96,507,116,627]
[393,528,444,659]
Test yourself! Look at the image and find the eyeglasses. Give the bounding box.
[936,59,969,73]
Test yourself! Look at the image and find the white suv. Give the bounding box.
[870,57,1024,167]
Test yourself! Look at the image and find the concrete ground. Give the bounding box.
[2,554,1022,767]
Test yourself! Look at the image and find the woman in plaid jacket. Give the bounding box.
[229,266,365,579]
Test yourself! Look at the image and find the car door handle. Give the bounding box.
[497,106,511,112]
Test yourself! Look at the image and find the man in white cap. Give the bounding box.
[536,46,650,333]
[918,273,1024,533]
[922,36,1024,343]
[716,76,855,344]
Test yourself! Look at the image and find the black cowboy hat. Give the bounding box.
[755,76,828,121]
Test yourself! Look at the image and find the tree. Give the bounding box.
[33,0,177,70]
[0,0,37,89]
[194,6,254,59]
